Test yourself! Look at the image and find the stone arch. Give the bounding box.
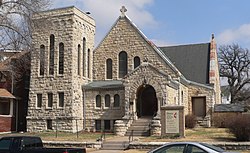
[128,75,165,102]
[136,84,157,117]
[125,73,167,117]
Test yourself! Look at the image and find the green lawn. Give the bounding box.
[0,128,236,142]
[140,128,235,142]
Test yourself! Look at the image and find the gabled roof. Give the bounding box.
[159,43,210,84]
[95,14,182,77]
[0,88,15,99]
[124,62,180,89]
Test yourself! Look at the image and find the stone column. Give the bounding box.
[151,117,161,136]
[114,120,127,136]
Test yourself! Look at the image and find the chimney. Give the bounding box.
[209,33,216,84]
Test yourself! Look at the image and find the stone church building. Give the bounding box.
[27,6,221,135]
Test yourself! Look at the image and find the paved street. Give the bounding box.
[87,148,147,153]
[88,150,126,153]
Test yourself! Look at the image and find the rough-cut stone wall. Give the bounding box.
[93,16,179,81]
[27,6,95,132]
[122,62,184,119]
[166,86,177,105]
[83,88,125,131]
[179,84,189,115]
[187,84,214,115]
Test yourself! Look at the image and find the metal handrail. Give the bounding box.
[101,130,106,141]
[128,130,134,143]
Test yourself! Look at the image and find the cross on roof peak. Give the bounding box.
[120,6,127,17]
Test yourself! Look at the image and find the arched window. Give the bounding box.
[40,45,45,75]
[105,94,110,107]
[119,51,127,78]
[82,37,86,77]
[181,91,184,104]
[78,44,81,75]
[106,58,112,79]
[96,95,101,108]
[49,34,55,75]
[134,56,140,69]
[88,49,90,78]
[114,94,120,107]
[59,43,64,74]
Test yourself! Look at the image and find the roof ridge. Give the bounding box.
[159,42,210,48]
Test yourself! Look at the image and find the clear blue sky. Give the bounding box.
[51,0,250,48]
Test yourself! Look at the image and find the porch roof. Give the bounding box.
[0,88,15,99]
[83,80,123,90]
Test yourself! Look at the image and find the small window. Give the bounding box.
[40,45,45,75]
[0,138,11,150]
[96,95,101,108]
[95,120,101,131]
[106,59,112,79]
[0,101,10,115]
[134,56,140,69]
[87,49,90,78]
[59,43,64,74]
[82,37,86,77]
[47,93,53,108]
[105,94,110,107]
[181,91,184,104]
[104,120,111,131]
[114,94,120,107]
[58,92,64,108]
[78,44,81,75]
[49,34,55,75]
[37,94,42,108]
[47,119,52,130]
[119,51,127,78]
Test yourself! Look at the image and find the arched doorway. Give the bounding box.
[136,85,158,118]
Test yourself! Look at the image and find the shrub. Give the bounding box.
[212,113,238,128]
[226,115,250,141]
[185,114,197,129]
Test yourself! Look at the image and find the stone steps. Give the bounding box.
[125,117,152,136]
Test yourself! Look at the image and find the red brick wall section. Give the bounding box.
[0,116,14,132]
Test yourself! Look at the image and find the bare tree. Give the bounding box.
[219,44,250,103]
[0,0,51,51]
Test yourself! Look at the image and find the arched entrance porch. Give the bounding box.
[136,85,158,118]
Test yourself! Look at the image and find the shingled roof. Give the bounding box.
[0,88,15,99]
[159,43,210,84]
[83,80,123,90]
[214,104,245,112]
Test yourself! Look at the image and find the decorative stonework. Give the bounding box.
[27,6,95,132]
[27,6,220,135]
